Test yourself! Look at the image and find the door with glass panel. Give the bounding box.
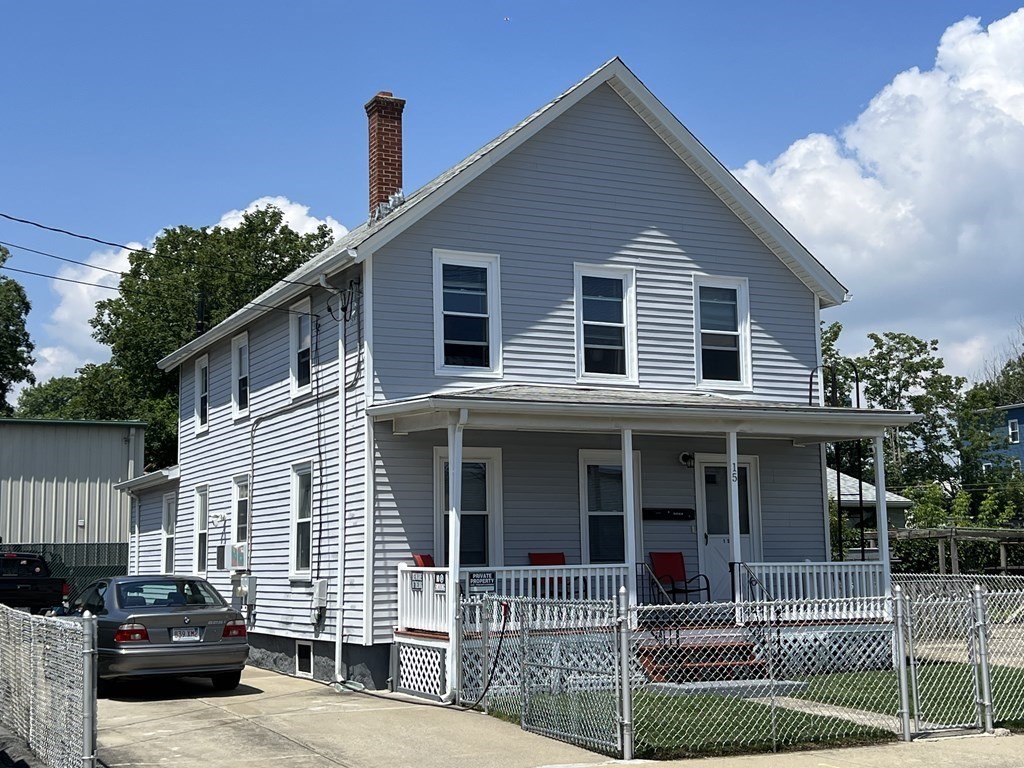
[695,458,761,602]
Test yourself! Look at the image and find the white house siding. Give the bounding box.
[370,83,818,404]
[175,270,367,644]
[131,484,173,575]
[370,426,824,643]
[0,420,144,545]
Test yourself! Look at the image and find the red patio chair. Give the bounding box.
[649,552,709,604]
[528,552,576,597]
[412,553,435,567]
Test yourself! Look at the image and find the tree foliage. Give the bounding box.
[17,206,334,468]
[0,245,35,414]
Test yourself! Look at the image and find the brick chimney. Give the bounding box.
[365,91,406,218]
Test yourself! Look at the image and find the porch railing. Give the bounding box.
[743,561,889,620]
[397,563,629,634]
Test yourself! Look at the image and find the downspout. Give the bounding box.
[127,427,137,550]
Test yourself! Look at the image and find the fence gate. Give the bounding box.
[904,594,983,732]
[518,600,621,755]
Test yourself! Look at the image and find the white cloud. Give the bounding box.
[734,10,1024,381]
[29,197,347,387]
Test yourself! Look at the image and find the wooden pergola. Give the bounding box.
[891,527,1024,575]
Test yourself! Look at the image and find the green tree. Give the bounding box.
[16,375,81,418]
[0,245,35,413]
[86,206,334,467]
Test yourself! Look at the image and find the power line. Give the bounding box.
[0,210,325,289]
[0,239,123,276]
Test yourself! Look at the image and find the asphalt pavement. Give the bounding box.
[96,668,1024,768]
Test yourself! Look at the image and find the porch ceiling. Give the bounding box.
[367,384,920,444]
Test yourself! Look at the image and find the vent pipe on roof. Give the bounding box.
[365,91,406,220]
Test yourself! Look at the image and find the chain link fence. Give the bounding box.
[0,603,96,768]
[0,542,127,598]
[453,580,1024,760]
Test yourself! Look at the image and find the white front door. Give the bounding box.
[696,458,761,602]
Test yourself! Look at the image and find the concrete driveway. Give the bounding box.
[97,667,1024,768]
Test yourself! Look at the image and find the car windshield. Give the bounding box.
[117,579,226,608]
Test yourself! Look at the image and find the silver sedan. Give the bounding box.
[68,575,249,691]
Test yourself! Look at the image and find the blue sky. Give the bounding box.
[3,1,1024,403]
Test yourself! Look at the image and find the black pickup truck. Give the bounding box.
[0,552,68,614]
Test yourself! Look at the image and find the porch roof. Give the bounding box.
[367,384,920,443]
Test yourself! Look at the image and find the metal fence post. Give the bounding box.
[617,586,634,761]
[893,587,913,741]
[479,599,491,709]
[973,585,995,733]
[82,611,97,768]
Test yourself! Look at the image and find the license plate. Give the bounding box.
[171,627,200,642]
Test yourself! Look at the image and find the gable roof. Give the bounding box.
[827,470,912,508]
[159,57,848,372]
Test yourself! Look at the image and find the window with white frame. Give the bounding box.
[434,447,503,567]
[291,462,313,576]
[290,299,312,397]
[194,355,209,433]
[1013,459,1022,474]
[1010,419,1020,445]
[694,276,750,388]
[161,493,176,573]
[579,450,641,564]
[195,486,209,574]
[574,264,637,381]
[982,462,993,475]
[433,250,501,375]
[231,332,249,417]
[234,475,249,545]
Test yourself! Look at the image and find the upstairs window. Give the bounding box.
[194,355,209,434]
[1010,419,1020,445]
[290,299,312,397]
[575,265,636,382]
[232,333,249,417]
[695,276,750,389]
[433,250,501,375]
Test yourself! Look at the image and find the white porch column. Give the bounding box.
[727,430,742,600]
[873,435,892,597]
[622,428,638,606]
[445,415,465,700]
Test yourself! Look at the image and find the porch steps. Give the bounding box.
[637,636,769,684]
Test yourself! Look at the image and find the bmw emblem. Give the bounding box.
[184,617,191,625]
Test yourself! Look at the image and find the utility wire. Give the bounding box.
[0,210,326,289]
[0,239,124,275]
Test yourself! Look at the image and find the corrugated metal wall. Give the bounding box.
[0,420,144,544]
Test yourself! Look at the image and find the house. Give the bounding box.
[981,403,1023,474]
[0,418,145,589]
[131,58,918,695]
[827,469,912,531]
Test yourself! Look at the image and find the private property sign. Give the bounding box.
[468,571,496,594]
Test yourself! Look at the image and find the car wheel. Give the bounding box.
[210,671,242,691]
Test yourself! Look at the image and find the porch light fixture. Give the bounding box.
[678,452,695,469]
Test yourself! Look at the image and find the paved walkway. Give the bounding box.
[97,668,1024,768]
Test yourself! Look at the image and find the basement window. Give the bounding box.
[296,640,313,678]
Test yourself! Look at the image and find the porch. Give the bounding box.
[395,560,889,635]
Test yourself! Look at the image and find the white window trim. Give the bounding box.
[290,460,314,579]
[1009,419,1020,445]
[982,461,993,475]
[694,275,752,391]
[578,449,642,565]
[573,263,638,384]
[194,486,209,576]
[432,249,503,378]
[432,447,504,567]
[233,474,250,546]
[289,298,313,399]
[231,332,250,419]
[194,355,210,435]
[295,640,314,679]
[161,492,176,574]
[1013,459,1022,474]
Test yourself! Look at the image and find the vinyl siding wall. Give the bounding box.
[370,426,824,643]
[370,83,819,403]
[131,484,173,575]
[174,265,367,643]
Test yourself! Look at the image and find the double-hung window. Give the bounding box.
[290,299,312,397]
[433,448,503,567]
[194,355,209,433]
[232,333,249,417]
[579,450,641,564]
[195,486,209,574]
[161,493,176,574]
[231,475,249,570]
[694,276,750,388]
[291,462,313,577]
[574,265,637,382]
[1010,419,1020,445]
[433,250,501,375]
